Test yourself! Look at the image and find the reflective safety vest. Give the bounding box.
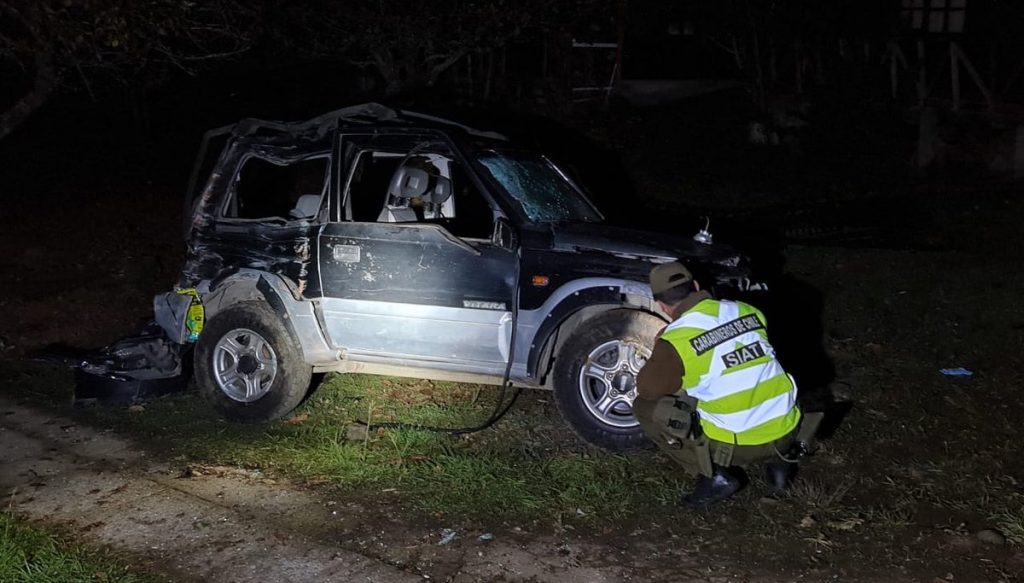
[661,298,801,445]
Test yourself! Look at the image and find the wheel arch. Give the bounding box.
[200,269,296,319]
[524,279,668,388]
[198,269,335,364]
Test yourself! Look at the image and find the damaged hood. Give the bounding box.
[548,222,738,263]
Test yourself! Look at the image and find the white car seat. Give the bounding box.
[289,194,321,220]
[378,166,429,223]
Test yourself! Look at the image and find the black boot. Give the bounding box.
[765,460,798,493]
[680,466,744,509]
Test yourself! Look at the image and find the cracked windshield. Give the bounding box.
[476,149,602,223]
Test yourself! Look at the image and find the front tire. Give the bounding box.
[552,309,665,450]
[195,302,312,423]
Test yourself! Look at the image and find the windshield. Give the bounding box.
[475,149,602,223]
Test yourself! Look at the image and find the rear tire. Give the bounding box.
[195,302,312,423]
[552,309,665,450]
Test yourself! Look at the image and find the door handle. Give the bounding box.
[331,244,361,263]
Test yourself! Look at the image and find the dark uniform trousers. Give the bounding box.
[633,395,796,477]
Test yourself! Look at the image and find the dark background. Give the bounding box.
[3,1,1021,221]
[1,0,1023,350]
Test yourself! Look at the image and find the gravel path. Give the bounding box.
[1,396,740,582]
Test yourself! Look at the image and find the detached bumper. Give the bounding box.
[39,320,191,406]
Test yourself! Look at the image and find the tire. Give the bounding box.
[195,301,312,423]
[552,309,665,450]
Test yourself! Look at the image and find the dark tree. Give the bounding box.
[268,0,570,96]
[0,0,258,141]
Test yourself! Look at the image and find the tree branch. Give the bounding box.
[428,50,466,85]
[0,52,57,142]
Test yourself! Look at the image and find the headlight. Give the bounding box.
[713,255,741,268]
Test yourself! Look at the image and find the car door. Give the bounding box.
[316,132,518,375]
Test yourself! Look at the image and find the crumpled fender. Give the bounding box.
[155,269,334,364]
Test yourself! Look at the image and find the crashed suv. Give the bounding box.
[137,103,756,450]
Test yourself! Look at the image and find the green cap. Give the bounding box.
[649,262,693,294]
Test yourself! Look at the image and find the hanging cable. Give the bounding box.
[355,246,524,435]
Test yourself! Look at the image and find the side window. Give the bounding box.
[224,155,329,220]
[346,152,405,222]
[342,139,494,240]
[445,160,494,240]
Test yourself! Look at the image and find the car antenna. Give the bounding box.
[693,216,713,244]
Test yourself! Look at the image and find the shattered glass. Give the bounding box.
[476,150,601,223]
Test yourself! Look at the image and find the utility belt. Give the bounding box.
[654,395,823,475]
[655,393,703,440]
[652,394,717,475]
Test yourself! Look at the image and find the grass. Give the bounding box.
[2,364,687,525]
[0,512,159,583]
[786,478,852,511]
[4,358,1020,547]
[992,504,1024,546]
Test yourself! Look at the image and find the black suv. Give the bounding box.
[149,103,755,450]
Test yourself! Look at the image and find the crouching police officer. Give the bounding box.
[635,262,813,509]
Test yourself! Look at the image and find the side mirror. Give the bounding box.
[493,217,517,250]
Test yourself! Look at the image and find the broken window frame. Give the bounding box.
[340,149,413,222]
[183,126,233,239]
[218,149,333,224]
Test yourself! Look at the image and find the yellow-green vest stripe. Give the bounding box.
[661,298,800,446]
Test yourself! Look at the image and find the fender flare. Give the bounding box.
[521,279,666,381]
[196,269,335,364]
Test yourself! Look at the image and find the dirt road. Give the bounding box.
[2,396,762,583]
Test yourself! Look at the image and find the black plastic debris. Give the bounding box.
[73,369,188,406]
[36,321,192,406]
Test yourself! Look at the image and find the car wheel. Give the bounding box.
[195,302,311,423]
[552,309,664,450]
